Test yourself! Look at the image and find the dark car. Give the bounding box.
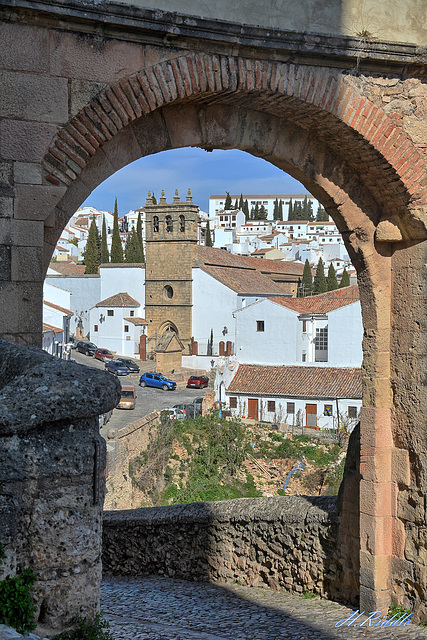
[76,341,97,356]
[187,375,209,389]
[105,360,130,376]
[117,357,140,373]
[94,348,114,362]
[139,372,176,390]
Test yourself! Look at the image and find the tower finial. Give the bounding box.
[145,190,153,206]
[173,189,180,204]
[159,189,167,204]
[186,188,193,204]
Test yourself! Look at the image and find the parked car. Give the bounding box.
[139,372,176,390]
[116,385,136,410]
[116,357,140,373]
[172,403,187,417]
[94,348,114,362]
[186,375,209,389]
[76,341,97,356]
[105,360,130,376]
[161,408,186,422]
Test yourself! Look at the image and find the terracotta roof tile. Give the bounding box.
[227,365,362,399]
[43,300,73,315]
[43,322,63,333]
[269,285,359,313]
[47,262,90,277]
[124,317,148,325]
[95,292,141,307]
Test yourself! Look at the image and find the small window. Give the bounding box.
[165,215,173,232]
[107,310,114,317]
[256,320,265,332]
[302,352,307,362]
[287,402,295,414]
[229,397,237,409]
[267,401,275,412]
[124,325,129,333]
[153,216,159,232]
[130,310,135,317]
[348,406,358,419]
[179,215,185,232]
[324,404,333,416]
[93,325,98,332]
[302,320,307,333]
[163,285,174,299]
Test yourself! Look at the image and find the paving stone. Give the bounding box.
[101,576,427,640]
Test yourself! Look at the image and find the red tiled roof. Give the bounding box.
[268,285,359,313]
[43,300,73,315]
[227,365,362,399]
[124,317,147,325]
[95,292,140,307]
[47,262,89,277]
[43,322,63,333]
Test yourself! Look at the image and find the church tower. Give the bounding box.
[144,189,199,359]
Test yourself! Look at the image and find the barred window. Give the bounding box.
[348,406,358,419]
[256,320,265,332]
[267,401,275,412]
[287,402,295,414]
[315,327,328,350]
[107,310,114,317]
[229,397,237,409]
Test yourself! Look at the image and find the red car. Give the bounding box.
[94,348,114,362]
[186,375,209,389]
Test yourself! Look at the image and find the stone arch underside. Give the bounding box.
[37,52,427,615]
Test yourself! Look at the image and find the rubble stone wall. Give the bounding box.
[103,496,352,602]
[0,340,121,636]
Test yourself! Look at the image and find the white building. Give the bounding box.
[89,292,146,358]
[209,194,321,219]
[233,285,362,367]
[222,363,361,432]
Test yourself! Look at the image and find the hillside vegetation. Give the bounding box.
[127,413,347,508]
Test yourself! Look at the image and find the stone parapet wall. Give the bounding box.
[103,496,352,601]
[0,340,121,636]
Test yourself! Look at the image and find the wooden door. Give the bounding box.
[248,398,259,421]
[305,403,317,428]
[139,334,146,361]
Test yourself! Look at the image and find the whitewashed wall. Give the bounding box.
[45,274,100,337]
[99,265,145,309]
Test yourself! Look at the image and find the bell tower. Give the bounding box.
[145,188,199,358]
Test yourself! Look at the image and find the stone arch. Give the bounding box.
[35,51,427,614]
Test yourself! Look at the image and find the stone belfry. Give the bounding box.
[144,188,199,358]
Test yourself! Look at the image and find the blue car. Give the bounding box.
[105,360,130,376]
[139,372,176,390]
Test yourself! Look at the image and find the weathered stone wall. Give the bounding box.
[103,495,354,602]
[0,339,121,635]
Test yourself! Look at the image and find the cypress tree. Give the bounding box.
[205,219,213,247]
[313,257,327,294]
[152,192,157,204]
[254,202,259,219]
[224,192,232,210]
[110,200,123,263]
[84,219,100,274]
[125,230,141,263]
[239,193,244,211]
[278,199,283,221]
[208,328,214,355]
[136,212,145,263]
[258,204,267,219]
[243,199,250,220]
[340,267,350,287]
[288,199,293,220]
[101,215,109,263]
[301,259,313,297]
[316,204,329,222]
[95,222,101,263]
[273,198,279,220]
[327,263,339,291]
[234,199,238,210]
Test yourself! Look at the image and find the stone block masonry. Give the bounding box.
[103,496,350,602]
[0,339,121,636]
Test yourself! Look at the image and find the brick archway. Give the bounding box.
[2,30,426,620]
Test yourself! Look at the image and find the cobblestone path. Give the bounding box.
[102,576,427,640]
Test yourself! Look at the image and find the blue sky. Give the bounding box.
[82,148,309,215]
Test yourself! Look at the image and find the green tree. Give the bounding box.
[273,198,279,220]
[136,211,145,263]
[288,199,293,220]
[278,199,283,221]
[152,192,157,204]
[207,328,214,356]
[125,230,142,263]
[101,215,109,263]
[224,192,232,210]
[327,262,339,291]
[234,198,238,210]
[316,204,329,222]
[110,199,123,263]
[340,267,350,287]
[258,204,268,219]
[239,193,244,211]
[84,219,100,274]
[313,257,327,294]
[300,259,313,296]
[253,202,259,219]
[205,219,213,247]
[243,199,250,220]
